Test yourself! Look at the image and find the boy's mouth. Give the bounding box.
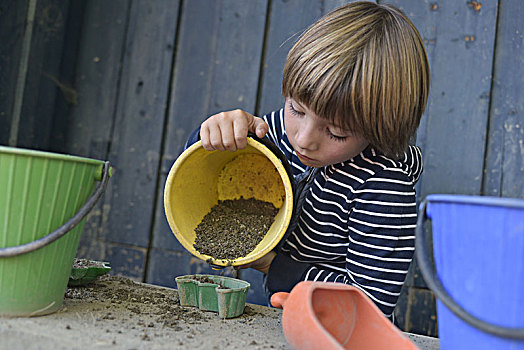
[296,151,315,162]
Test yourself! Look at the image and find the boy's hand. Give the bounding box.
[200,109,269,151]
[234,251,276,275]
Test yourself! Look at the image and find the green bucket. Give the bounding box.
[0,146,111,316]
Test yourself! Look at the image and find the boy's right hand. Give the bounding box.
[200,109,269,151]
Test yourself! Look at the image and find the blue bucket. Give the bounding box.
[415,195,524,349]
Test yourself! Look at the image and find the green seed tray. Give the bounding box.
[68,261,111,287]
[175,274,250,319]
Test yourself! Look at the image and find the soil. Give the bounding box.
[64,275,207,328]
[194,198,278,260]
[0,275,288,350]
[189,275,227,289]
[0,275,439,349]
[72,258,107,269]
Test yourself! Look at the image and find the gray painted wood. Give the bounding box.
[0,0,28,145]
[150,0,226,254]
[257,0,323,115]
[66,0,131,260]
[100,0,180,252]
[416,0,498,196]
[147,248,226,289]
[3,0,70,150]
[482,0,524,198]
[62,0,129,160]
[48,0,87,154]
[17,0,70,150]
[209,0,268,113]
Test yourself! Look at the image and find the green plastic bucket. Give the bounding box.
[0,146,111,316]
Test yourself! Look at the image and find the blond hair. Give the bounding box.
[282,1,430,158]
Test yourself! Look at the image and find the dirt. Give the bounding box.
[64,275,204,328]
[0,275,288,350]
[0,275,439,350]
[188,275,227,289]
[194,198,278,260]
[72,258,107,269]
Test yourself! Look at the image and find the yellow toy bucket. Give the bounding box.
[164,136,293,267]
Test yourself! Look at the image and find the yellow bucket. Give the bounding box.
[164,137,293,267]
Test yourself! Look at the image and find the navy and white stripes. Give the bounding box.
[262,109,423,317]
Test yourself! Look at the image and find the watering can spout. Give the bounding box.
[274,281,419,350]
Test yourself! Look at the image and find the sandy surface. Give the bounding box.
[0,276,287,350]
[0,275,439,350]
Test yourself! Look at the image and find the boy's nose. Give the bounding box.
[294,120,318,151]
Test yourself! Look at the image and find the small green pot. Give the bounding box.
[175,274,250,318]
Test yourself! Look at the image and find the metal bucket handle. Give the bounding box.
[415,199,524,339]
[0,161,111,258]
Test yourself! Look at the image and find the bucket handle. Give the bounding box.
[415,199,524,339]
[0,161,111,258]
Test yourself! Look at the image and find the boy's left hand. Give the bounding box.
[234,251,276,274]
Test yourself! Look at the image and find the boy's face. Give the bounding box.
[284,98,369,167]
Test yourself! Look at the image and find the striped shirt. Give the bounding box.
[263,109,423,317]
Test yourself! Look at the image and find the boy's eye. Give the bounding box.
[289,102,304,116]
[327,129,348,142]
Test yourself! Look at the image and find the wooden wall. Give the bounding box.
[2,0,523,337]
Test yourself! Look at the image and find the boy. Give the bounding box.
[186,1,429,319]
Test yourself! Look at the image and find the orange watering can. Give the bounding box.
[271,281,419,350]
